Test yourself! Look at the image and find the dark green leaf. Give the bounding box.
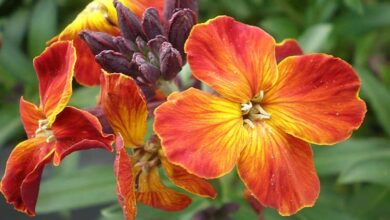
[338,158,390,186]
[69,86,100,108]
[314,138,390,176]
[298,23,333,53]
[36,165,116,213]
[357,67,390,136]
[28,0,57,58]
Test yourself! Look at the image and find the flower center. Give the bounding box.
[241,91,271,129]
[35,119,56,143]
[133,139,161,191]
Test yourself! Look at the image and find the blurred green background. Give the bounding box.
[0,0,389,219]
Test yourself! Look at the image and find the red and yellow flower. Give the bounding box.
[0,41,114,216]
[100,72,216,219]
[154,16,367,215]
[48,0,164,86]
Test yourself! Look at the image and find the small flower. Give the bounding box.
[0,41,114,216]
[48,0,165,86]
[154,16,367,215]
[100,72,216,219]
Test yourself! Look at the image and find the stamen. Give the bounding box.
[254,104,271,117]
[46,135,56,143]
[252,90,264,102]
[243,119,255,129]
[241,102,252,114]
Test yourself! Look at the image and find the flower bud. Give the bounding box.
[135,36,148,53]
[115,1,144,42]
[164,0,198,20]
[142,7,165,40]
[113,36,137,57]
[96,50,138,77]
[79,31,116,56]
[159,42,182,80]
[168,9,197,60]
[147,35,168,55]
[132,52,160,83]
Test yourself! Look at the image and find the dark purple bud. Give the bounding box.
[113,36,137,57]
[135,36,148,52]
[142,7,165,40]
[96,50,138,77]
[164,0,198,20]
[147,35,168,55]
[86,106,114,135]
[137,83,155,101]
[79,31,116,55]
[115,1,144,42]
[168,9,197,60]
[159,42,182,80]
[132,52,147,65]
[148,51,159,66]
[139,63,161,83]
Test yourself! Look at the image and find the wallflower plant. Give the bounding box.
[1,0,367,219]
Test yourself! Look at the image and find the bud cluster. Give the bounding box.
[80,0,198,100]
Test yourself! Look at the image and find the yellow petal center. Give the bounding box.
[241,90,271,128]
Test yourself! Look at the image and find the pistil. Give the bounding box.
[35,119,56,143]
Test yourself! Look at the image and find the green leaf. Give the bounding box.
[36,165,117,213]
[338,158,390,186]
[2,9,30,47]
[347,185,390,219]
[343,0,364,14]
[336,3,390,36]
[357,67,390,137]
[314,138,390,176]
[28,0,57,58]
[0,37,36,84]
[69,86,100,108]
[298,23,333,53]
[0,105,23,147]
[260,17,298,41]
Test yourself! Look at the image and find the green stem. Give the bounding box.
[157,80,180,97]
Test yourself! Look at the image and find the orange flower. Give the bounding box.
[100,72,216,219]
[48,0,164,86]
[154,16,367,215]
[0,41,114,216]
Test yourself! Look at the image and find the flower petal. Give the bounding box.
[114,135,137,220]
[122,0,164,18]
[34,41,75,125]
[48,0,120,86]
[135,167,191,211]
[51,106,114,165]
[185,16,277,103]
[275,39,303,63]
[237,123,320,216]
[100,72,148,147]
[264,54,367,145]
[0,138,54,216]
[19,97,45,138]
[154,88,248,179]
[160,156,217,198]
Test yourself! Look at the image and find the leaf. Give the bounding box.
[69,86,100,108]
[28,0,57,58]
[0,37,36,84]
[357,67,390,137]
[260,17,298,41]
[298,23,333,53]
[314,138,390,176]
[343,0,364,14]
[0,105,23,147]
[2,8,30,47]
[336,3,390,36]
[36,165,117,213]
[347,185,390,219]
[338,158,390,186]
